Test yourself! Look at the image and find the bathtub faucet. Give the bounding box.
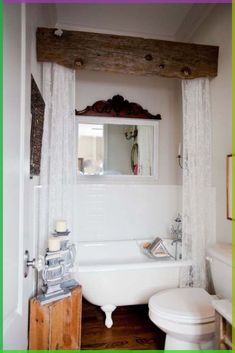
[170,213,182,244]
[171,214,182,260]
[171,238,182,246]
[171,237,182,260]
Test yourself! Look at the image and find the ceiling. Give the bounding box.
[55,4,215,42]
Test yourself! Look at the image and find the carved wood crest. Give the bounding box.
[76,95,161,120]
[30,75,45,176]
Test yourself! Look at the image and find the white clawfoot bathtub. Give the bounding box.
[75,239,191,328]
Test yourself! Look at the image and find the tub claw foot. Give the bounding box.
[101,304,116,328]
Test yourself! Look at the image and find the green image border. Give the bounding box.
[0,1,234,352]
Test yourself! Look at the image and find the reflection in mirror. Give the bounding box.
[78,123,155,176]
[78,124,104,175]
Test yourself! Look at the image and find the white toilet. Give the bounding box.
[148,243,232,350]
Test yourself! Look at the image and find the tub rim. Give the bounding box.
[77,259,192,273]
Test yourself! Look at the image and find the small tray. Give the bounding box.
[141,240,174,260]
[142,247,172,260]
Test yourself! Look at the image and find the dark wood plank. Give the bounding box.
[37,27,219,79]
[81,299,165,350]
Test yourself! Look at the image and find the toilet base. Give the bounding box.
[165,334,214,350]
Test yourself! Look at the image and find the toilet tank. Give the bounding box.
[207,243,232,301]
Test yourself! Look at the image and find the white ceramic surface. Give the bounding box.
[75,238,191,327]
[149,287,215,323]
[148,243,232,350]
[149,309,215,350]
[149,288,216,350]
[73,185,182,242]
[207,243,232,301]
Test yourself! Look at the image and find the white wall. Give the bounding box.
[24,4,230,245]
[76,70,182,185]
[26,5,183,248]
[26,4,56,90]
[24,4,54,257]
[28,4,230,245]
[25,5,56,258]
[73,10,183,242]
[74,185,182,241]
[3,5,29,348]
[190,4,232,243]
[55,4,192,41]
[3,4,56,348]
[75,70,182,242]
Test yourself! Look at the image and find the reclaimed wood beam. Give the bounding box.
[37,27,219,79]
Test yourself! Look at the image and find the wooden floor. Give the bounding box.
[81,299,165,350]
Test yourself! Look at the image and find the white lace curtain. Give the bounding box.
[38,63,76,253]
[138,126,153,176]
[181,78,215,289]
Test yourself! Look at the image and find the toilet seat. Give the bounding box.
[149,288,215,324]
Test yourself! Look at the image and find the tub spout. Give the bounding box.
[101,304,116,328]
[171,238,182,246]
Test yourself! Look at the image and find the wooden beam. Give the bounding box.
[37,27,219,79]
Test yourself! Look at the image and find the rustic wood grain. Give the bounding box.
[29,297,50,349]
[37,27,219,79]
[63,285,82,349]
[29,286,82,350]
[49,300,64,349]
[76,94,161,119]
[30,75,45,177]
[81,299,165,350]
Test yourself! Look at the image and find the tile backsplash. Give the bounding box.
[73,184,182,242]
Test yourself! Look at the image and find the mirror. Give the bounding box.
[77,118,158,177]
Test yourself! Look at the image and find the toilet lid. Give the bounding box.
[149,288,215,324]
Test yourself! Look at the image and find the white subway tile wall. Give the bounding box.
[73,185,182,242]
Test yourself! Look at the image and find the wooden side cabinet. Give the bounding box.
[215,312,232,350]
[213,299,232,350]
[29,285,82,350]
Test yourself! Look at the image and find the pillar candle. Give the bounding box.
[48,237,61,252]
[55,220,67,233]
